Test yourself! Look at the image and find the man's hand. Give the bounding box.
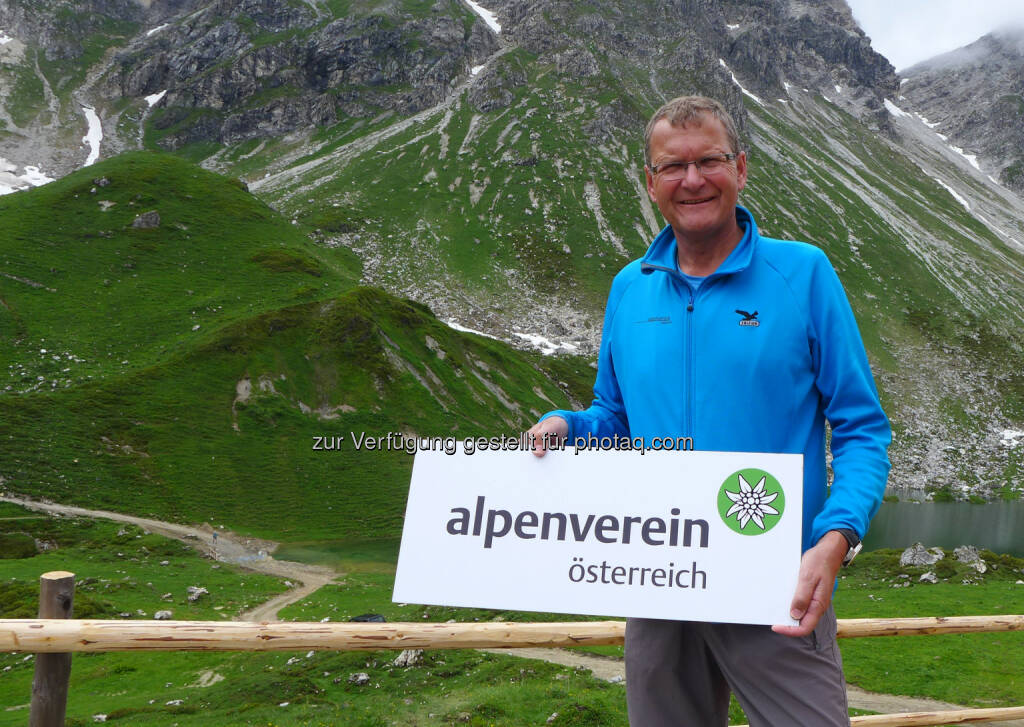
[772,530,848,637]
[526,416,568,457]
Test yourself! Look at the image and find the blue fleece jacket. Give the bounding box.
[542,206,891,552]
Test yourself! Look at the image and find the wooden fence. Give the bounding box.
[4,572,1024,727]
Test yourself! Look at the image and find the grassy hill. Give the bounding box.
[0,152,593,541]
[0,152,360,387]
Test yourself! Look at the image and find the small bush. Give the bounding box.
[250,249,323,277]
[304,208,361,233]
[0,532,37,559]
[928,486,956,503]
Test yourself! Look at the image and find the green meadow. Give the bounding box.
[3,500,1022,725]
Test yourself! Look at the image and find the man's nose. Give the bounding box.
[679,162,704,188]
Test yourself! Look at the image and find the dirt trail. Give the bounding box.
[490,648,1024,725]
[483,647,625,681]
[0,495,338,622]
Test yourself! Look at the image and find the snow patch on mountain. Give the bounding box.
[462,0,500,34]
[512,332,579,355]
[719,59,764,105]
[0,159,54,195]
[947,144,981,171]
[884,98,909,117]
[930,176,970,211]
[145,90,168,107]
[1001,430,1024,448]
[82,107,102,166]
[442,323,579,356]
[445,319,501,341]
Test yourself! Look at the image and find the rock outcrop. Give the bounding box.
[901,28,1024,194]
[105,0,501,149]
[0,0,900,172]
[900,543,945,567]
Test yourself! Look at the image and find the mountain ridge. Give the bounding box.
[901,27,1024,195]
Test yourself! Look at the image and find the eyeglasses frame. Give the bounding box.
[649,152,740,179]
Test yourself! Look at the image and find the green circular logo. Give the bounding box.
[717,469,785,535]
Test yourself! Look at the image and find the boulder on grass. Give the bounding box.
[899,543,944,566]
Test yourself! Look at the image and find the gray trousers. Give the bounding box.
[625,607,849,726]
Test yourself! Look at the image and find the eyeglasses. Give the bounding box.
[650,153,738,180]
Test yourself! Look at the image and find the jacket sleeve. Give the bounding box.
[539,275,631,444]
[806,251,892,545]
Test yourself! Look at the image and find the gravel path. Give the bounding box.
[0,495,338,622]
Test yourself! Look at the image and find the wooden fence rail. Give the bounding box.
[3,614,1024,653]
[848,707,1024,726]
[4,572,1024,727]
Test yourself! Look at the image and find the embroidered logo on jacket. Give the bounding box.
[634,316,672,325]
[735,309,760,327]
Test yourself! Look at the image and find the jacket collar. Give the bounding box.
[640,205,758,278]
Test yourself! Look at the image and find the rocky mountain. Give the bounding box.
[2,0,895,181]
[107,0,500,150]
[2,0,1024,503]
[900,28,1024,196]
[0,0,500,180]
[0,0,201,182]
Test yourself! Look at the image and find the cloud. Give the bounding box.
[846,0,1024,71]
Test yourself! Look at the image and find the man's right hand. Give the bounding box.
[526,416,568,457]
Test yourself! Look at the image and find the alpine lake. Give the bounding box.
[863,499,1024,557]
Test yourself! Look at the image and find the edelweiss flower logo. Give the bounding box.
[717,469,786,535]
[724,474,778,530]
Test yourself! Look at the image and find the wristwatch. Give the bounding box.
[835,528,862,566]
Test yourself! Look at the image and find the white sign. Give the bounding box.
[393,448,803,626]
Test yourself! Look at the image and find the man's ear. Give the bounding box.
[735,151,748,191]
[644,165,657,202]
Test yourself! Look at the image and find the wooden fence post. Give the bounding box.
[30,571,74,727]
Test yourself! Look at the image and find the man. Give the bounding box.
[528,96,890,726]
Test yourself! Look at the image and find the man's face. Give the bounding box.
[644,115,747,247]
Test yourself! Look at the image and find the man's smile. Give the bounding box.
[678,196,716,205]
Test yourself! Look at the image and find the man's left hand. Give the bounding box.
[771,530,848,637]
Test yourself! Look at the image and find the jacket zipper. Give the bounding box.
[685,288,695,438]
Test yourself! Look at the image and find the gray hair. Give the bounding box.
[643,96,741,165]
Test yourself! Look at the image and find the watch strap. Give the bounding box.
[835,528,862,566]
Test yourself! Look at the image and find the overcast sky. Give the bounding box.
[845,0,1024,71]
